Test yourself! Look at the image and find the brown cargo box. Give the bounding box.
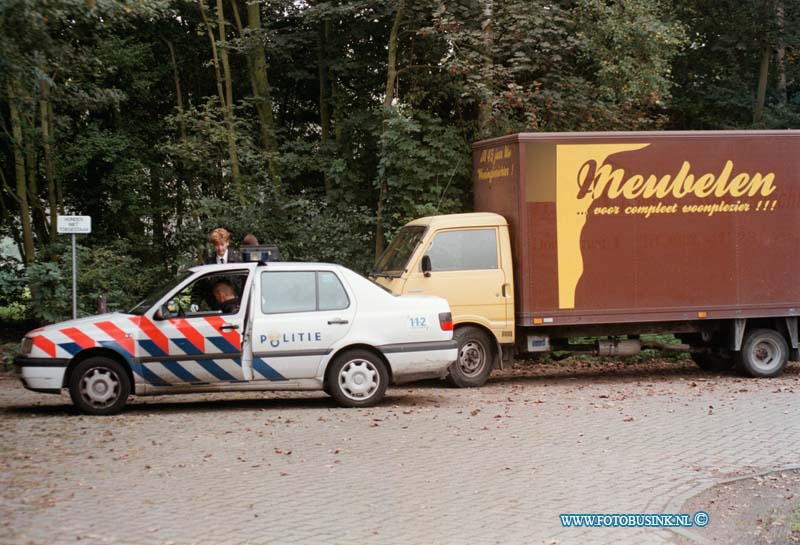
[473,131,800,327]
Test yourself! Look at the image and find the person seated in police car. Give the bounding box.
[211,278,241,314]
[205,227,241,264]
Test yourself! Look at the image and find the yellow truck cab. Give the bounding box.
[372,131,800,388]
[371,212,514,386]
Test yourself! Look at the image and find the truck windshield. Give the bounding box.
[128,271,193,315]
[372,225,426,277]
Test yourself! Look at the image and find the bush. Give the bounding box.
[0,257,25,307]
[25,242,156,323]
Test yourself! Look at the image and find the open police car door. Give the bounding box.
[139,269,252,386]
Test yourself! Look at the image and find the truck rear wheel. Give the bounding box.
[446,326,494,388]
[736,328,789,378]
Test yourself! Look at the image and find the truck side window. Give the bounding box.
[261,272,316,314]
[318,272,349,311]
[425,229,498,272]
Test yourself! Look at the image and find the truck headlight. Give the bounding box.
[21,337,33,356]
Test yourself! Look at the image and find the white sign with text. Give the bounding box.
[57,215,92,234]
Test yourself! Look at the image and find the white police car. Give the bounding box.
[14,262,457,414]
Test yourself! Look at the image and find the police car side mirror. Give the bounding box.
[421,255,432,278]
[155,300,180,320]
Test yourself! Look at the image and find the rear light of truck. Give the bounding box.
[439,312,453,331]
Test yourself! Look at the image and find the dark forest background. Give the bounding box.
[1,0,798,322]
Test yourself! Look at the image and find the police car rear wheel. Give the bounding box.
[69,357,131,415]
[327,349,388,408]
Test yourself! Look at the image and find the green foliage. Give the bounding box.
[25,260,72,323]
[0,259,25,307]
[24,242,153,323]
[281,196,375,274]
[1,0,798,323]
[375,108,470,240]
[668,0,800,129]
[576,0,685,123]
[432,0,687,133]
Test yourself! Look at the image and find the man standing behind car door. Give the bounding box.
[192,227,242,311]
[205,227,241,264]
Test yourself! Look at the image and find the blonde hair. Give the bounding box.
[209,227,230,245]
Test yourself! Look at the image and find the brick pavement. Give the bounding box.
[1,359,798,545]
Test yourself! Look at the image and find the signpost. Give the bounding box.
[57,215,91,319]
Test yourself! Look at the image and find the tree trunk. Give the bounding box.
[7,79,35,264]
[216,0,244,204]
[40,80,57,243]
[753,44,770,124]
[150,170,165,260]
[199,0,244,205]
[374,0,405,259]
[24,99,49,244]
[477,0,494,138]
[163,38,187,227]
[24,120,47,240]
[164,39,187,143]
[26,134,49,244]
[332,76,343,145]
[319,18,332,195]
[383,5,403,109]
[245,0,281,192]
[776,0,787,106]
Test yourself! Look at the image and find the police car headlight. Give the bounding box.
[21,337,33,356]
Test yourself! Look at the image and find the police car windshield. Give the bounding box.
[128,271,193,315]
[372,225,426,277]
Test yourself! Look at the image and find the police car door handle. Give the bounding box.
[327,318,349,325]
[220,323,239,331]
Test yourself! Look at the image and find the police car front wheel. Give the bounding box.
[68,357,131,416]
[326,349,388,408]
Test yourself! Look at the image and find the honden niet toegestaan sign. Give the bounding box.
[57,215,91,234]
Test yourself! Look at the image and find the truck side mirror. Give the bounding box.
[421,255,432,278]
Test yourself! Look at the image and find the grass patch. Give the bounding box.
[792,502,800,532]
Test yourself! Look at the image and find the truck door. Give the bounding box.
[138,270,250,385]
[249,269,355,380]
[403,227,511,336]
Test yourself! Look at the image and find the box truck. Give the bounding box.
[370,131,800,386]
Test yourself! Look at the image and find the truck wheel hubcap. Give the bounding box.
[338,359,379,400]
[80,368,120,408]
[750,339,781,372]
[459,341,485,376]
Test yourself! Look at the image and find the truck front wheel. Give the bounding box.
[736,328,789,378]
[447,326,494,388]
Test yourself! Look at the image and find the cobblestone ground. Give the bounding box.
[1,358,799,545]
